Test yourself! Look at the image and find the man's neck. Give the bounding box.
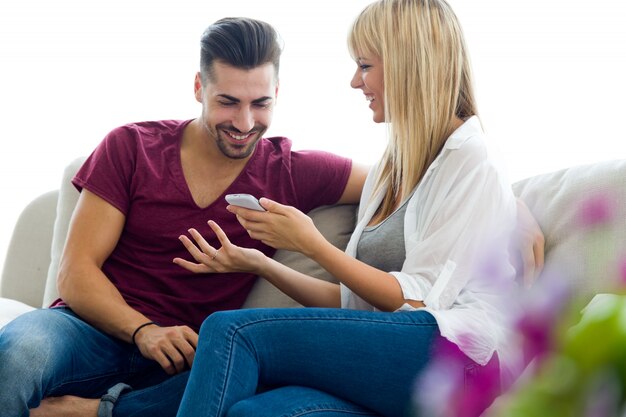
[179,119,254,208]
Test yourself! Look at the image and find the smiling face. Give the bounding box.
[350,54,385,123]
[195,61,278,160]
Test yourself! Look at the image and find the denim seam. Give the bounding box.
[47,370,133,395]
[234,316,438,330]
[215,325,240,417]
[128,349,143,374]
[48,348,144,394]
[291,408,377,417]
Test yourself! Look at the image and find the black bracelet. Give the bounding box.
[131,321,157,345]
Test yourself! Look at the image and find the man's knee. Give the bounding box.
[0,309,75,379]
[0,309,73,414]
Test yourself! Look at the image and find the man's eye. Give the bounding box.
[218,101,236,106]
[254,102,270,108]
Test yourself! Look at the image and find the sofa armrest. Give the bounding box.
[0,190,58,307]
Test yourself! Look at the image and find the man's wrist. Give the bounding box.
[131,321,158,345]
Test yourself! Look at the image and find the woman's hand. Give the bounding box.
[228,198,327,256]
[173,220,267,275]
[512,198,545,288]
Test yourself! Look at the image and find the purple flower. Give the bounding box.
[515,274,572,365]
[414,337,501,417]
[577,194,616,228]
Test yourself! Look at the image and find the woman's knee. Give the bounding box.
[198,309,262,339]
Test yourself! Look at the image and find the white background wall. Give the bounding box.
[1,0,625,278]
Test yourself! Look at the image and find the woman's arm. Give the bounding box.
[226,201,425,311]
[303,238,426,311]
[512,198,545,287]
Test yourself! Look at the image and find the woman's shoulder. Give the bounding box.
[440,117,505,172]
[444,116,487,153]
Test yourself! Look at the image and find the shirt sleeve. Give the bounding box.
[72,126,137,216]
[391,139,517,310]
[289,150,353,213]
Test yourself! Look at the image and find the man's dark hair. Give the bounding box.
[200,17,282,83]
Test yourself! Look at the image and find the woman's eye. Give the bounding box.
[360,65,371,71]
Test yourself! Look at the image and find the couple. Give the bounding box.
[0,0,543,416]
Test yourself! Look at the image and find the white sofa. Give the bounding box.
[2,157,626,329]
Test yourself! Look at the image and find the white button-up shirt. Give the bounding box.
[342,116,517,368]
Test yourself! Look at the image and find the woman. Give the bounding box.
[174,0,517,416]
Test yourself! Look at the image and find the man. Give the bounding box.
[0,17,366,417]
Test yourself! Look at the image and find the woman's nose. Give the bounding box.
[350,69,362,89]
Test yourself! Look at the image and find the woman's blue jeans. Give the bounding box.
[0,307,188,417]
[177,307,493,417]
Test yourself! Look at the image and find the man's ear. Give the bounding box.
[274,80,280,103]
[194,72,203,103]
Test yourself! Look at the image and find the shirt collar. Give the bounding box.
[443,115,481,150]
[421,116,482,179]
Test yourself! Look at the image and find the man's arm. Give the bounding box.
[57,189,197,374]
[336,162,369,204]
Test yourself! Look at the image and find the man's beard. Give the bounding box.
[205,122,267,160]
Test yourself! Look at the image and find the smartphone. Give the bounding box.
[225,193,266,211]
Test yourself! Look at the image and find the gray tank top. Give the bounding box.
[356,199,408,272]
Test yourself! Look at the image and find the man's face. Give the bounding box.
[195,61,278,160]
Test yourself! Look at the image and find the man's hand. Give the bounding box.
[133,324,198,375]
[513,198,545,288]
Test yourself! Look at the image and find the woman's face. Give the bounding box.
[350,54,385,123]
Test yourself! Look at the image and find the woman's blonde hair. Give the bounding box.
[348,0,477,218]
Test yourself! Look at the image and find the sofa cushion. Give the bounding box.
[43,157,85,307]
[0,297,35,329]
[512,159,626,301]
[242,204,357,308]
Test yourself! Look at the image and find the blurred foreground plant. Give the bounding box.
[487,192,626,417]
[487,293,626,417]
[414,192,626,417]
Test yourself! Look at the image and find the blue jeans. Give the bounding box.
[0,307,187,417]
[177,308,488,417]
